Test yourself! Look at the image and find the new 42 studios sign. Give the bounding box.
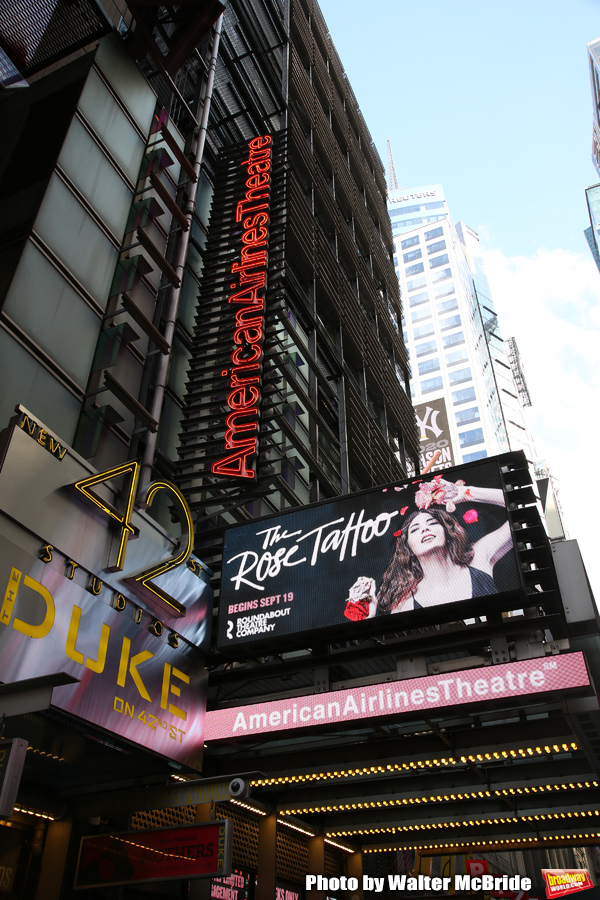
[0,406,211,769]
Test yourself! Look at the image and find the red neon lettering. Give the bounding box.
[233,325,263,345]
[228,385,260,410]
[241,225,268,246]
[231,343,263,366]
[212,134,273,480]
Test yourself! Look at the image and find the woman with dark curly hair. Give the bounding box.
[346,478,512,615]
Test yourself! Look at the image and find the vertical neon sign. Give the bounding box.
[211,135,272,479]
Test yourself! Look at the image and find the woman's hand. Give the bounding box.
[415,476,470,513]
[344,576,377,620]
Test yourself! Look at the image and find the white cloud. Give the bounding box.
[482,246,600,600]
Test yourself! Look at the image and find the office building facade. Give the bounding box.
[388,182,532,473]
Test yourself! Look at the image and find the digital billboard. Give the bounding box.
[204,653,590,741]
[217,458,523,651]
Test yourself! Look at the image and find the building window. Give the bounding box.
[452,386,476,405]
[443,330,464,348]
[427,240,446,255]
[449,367,471,385]
[411,306,431,323]
[405,262,425,276]
[413,322,435,339]
[463,449,488,462]
[445,348,469,366]
[425,225,444,241]
[437,298,458,314]
[409,291,429,307]
[403,248,422,263]
[401,235,420,250]
[430,253,450,269]
[407,275,427,292]
[421,376,443,394]
[440,314,461,331]
[416,339,437,357]
[459,427,484,448]
[455,406,480,425]
[434,282,454,298]
[418,357,440,376]
[432,266,452,283]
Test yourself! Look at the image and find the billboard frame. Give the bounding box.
[214,451,558,656]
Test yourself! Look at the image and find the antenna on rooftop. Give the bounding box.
[386,139,399,192]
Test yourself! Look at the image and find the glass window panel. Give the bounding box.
[420,375,443,394]
[430,253,450,269]
[427,240,446,255]
[443,331,464,348]
[415,340,437,357]
[445,348,469,366]
[35,174,118,307]
[0,328,80,443]
[437,298,458,313]
[407,276,427,292]
[440,314,461,331]
[95,37,156,134]
[434,282,455,298]
[195,171,214,227]
[418,357,439,376]
[167,336,191,398]
[455,406,480,425]
[403,248,422,263]
[405,262,424,276]
[57,117,132,242]
[401,235,420,249]
[178,270,200,333]
[448,366,472,385]
[431,267,452,283]
[3,241,100,387]
[452,386,476,405]
[157,394,184,461]
[425,226,444,241]
[411,306,431,323]
[409,291,429,307]
[413,322,435,339]
[463,449,488,462]
[78,68,145,183]
[459,427,484,448]
[186,242,204,280]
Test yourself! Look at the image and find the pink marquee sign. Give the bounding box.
[205,652,590,741]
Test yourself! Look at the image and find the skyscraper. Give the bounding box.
[387,179,532,474]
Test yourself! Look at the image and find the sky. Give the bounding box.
[320,0,600,598]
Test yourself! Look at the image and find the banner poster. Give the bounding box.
[217,458,523,650]
[75,821,232,889]
[414,396,455,472]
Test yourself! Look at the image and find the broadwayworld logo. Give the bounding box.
[542,869,593,898]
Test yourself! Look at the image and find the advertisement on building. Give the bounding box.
[0,408,211,769]
[75,821,232,889]
[217,458,523,651]
[414,396,455,471]
[204,653,591,740]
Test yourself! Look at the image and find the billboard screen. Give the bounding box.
[204,653,590,741]
[217,459,523,651]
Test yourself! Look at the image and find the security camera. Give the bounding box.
[229,777,251,799]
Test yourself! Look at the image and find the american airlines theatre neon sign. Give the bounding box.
[212,135,273,480]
